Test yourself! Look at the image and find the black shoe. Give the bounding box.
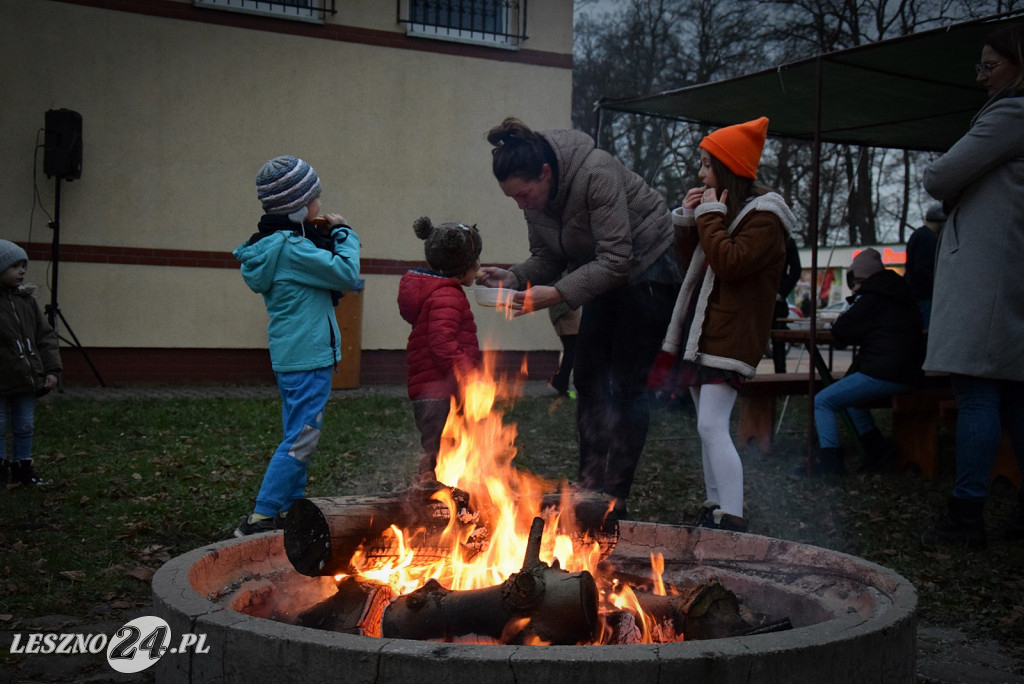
[692,500,720,527]
[701,509,749,533]
[1,460,8,487]
[920,497,987,550]
[859,428,898,472]
[1004,490,1024,541]
[233,514,277,537]
[10,460,51,487]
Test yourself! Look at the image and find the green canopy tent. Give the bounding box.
[596,11,1024,466]
[598,11,1024,151]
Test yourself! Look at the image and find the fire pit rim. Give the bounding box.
[153,522,917,659]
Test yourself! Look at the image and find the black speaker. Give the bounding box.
[44,109,83,181]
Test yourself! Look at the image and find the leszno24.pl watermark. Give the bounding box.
[7,616,208,675]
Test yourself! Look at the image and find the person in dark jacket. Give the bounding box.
[398,216,483,482]
[771,236,802,372]
[0,240,61,488]
[903,202,945,330]
[810,248,924,475]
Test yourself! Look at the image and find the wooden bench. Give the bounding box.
[737,372,826,454]
[739,371,1020,488]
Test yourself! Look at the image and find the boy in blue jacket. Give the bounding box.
[232,156,361,536]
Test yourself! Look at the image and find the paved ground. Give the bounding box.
[5,363,1024,682]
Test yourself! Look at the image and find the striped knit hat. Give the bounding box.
[256,156,322,217]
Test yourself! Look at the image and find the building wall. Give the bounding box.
[0,0,574,384]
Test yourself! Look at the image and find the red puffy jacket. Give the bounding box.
[397,268,481,400]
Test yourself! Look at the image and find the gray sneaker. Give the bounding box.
[233,515,277,537]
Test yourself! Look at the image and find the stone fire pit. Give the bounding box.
[152,521,917,683]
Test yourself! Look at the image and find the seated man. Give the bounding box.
[809,248,925,475]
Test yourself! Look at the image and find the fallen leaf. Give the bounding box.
[125,566,154,581]
[60,571,86,581]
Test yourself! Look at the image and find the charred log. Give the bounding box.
[293,577,392,637]
[283,486,475,576]
[633,579,762,640]
[284,487,619,578]
[381,518,600,645]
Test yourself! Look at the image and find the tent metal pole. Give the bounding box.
[807,56,823,475]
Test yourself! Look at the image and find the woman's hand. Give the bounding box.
[476,266,517,289]
[512,285,562,316]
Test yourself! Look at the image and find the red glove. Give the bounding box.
[646,351,678,392]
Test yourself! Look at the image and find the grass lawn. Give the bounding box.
[1,385,1022,662]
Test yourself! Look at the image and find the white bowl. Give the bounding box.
[473,287,516,308]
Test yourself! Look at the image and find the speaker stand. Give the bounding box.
[47,177,106,387]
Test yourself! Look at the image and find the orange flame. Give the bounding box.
[336,351,667,641]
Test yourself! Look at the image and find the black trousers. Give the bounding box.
[573,280,678,503]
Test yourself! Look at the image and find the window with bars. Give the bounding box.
[194,0,336,24]
[399,1,527,50]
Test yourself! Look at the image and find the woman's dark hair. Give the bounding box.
[985,24,1024,94]
[707,155,773,223]
[486,117,558,183]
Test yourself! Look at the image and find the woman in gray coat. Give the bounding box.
[920,24,1024,550]
[477,118,680,518]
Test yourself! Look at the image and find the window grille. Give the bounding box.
[194,0,337,25]
[398,1,527,50]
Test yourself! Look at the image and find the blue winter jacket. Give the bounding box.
[233,225,361,372]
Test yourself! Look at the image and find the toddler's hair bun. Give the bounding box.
[413,216,434,240]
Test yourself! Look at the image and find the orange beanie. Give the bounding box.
[699,116,769,179]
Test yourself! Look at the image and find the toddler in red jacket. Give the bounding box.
[397,217,483,482]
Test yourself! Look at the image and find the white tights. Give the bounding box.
[689,383,743,517]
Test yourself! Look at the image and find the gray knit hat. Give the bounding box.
[256,156,322,216]
[0,239,28,273]
[850,247,885,281]
[925,203,947,223]
[413,216,482,278]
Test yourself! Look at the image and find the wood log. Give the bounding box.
[283,485,476,576]
[540,490,620,561]
[633,579,763,640]
[380,518,600,645]
[292,576,392,637]
[284,486,620,578]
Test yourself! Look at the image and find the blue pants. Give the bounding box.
[254,367,333,517]
[813,372,913,449]
[0,393,36,462]
[950,374,1024,501]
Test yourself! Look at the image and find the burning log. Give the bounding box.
[381,518,600,645]
[540,490,620,560]
[293,576,392,637]
[284,486,620,578]
[632,579,788,641]
[283,485,476,576]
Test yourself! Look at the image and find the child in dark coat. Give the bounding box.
[397,217,483,482]
[0,240,61,487]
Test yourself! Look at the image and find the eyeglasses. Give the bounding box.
[975,60,1007,76]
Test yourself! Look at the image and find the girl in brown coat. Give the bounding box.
[659,117,794,531]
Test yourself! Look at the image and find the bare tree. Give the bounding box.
[573,0,1018,246]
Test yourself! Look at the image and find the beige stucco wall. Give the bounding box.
[0,0,573,351]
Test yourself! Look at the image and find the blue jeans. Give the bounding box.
[950,374,1024,501]
[813,372,913,449]
[574,280,678,502]
[254,367,333,517]
[0,393,36,462]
